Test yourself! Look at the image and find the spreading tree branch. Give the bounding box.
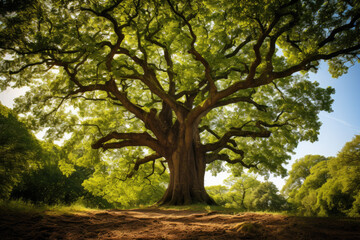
[126,153,162,179]
[202,118,293,153]
[318,13,360,48]
[199,125,237,147]
[144,159,156,183]
[91,131,163,154]
[225,35,252,58]
[202,127,271,153]
[7,59,52,74]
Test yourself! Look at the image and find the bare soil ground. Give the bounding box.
[1,208,360,239]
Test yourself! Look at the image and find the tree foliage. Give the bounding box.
[224,174,260,209]
[281,155,327,199]
[10,142,113,208]
[0,104,163,207]
[205,185,229,206]
[248,181,287,212]
[0,104,42,199]
[1,0,359,204]
[82,163,168,207]
[207,174,287,212]
[284,136,360,217]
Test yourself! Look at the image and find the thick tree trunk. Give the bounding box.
[157,125,216,205]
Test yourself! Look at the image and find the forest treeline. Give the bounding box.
[208,142,360,217]
[1,103,359,216]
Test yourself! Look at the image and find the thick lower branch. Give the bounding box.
[91,131,162,153]
[199,125,237,147]
[127,153,162,179]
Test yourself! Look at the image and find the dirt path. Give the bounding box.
[1,208,360,239]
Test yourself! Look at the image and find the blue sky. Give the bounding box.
[1,62,360,190]
[293,63,360,158]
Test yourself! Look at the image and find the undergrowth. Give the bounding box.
[0,199,289,217]
[158,203,243,214]
[157,203,289,216]
[0,199,95,215]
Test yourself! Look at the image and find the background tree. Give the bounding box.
[331,135,360,217]
[10,142,113,208]
[314,135,360,216]
[0,104,42,199]
[1,0,360,205]
[223,174,260,209]
[207,174,287,212]
[248,181,287,212]
[290,160,330,215]
[223,174,287,211]
[281,155,327,199]
[284,135,360,216]
[205,185,229,206]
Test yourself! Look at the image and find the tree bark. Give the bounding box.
[157,124,216,205]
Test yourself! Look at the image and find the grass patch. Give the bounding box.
[0,199,46,214]
[158,203,246,214]
[0,199,96,215]
[0,199,289,217]
[157,203,290,216]
[45,203,96,215]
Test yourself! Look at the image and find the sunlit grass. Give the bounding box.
[243,211,289,216]
[0,199,46,214]
[0,199,96,215]
[0,199,290,217]
[157,203,290,216]
[159,203,245,214]
[46,203,96,215]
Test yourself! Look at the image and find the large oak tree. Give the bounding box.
[1,0,359,205]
